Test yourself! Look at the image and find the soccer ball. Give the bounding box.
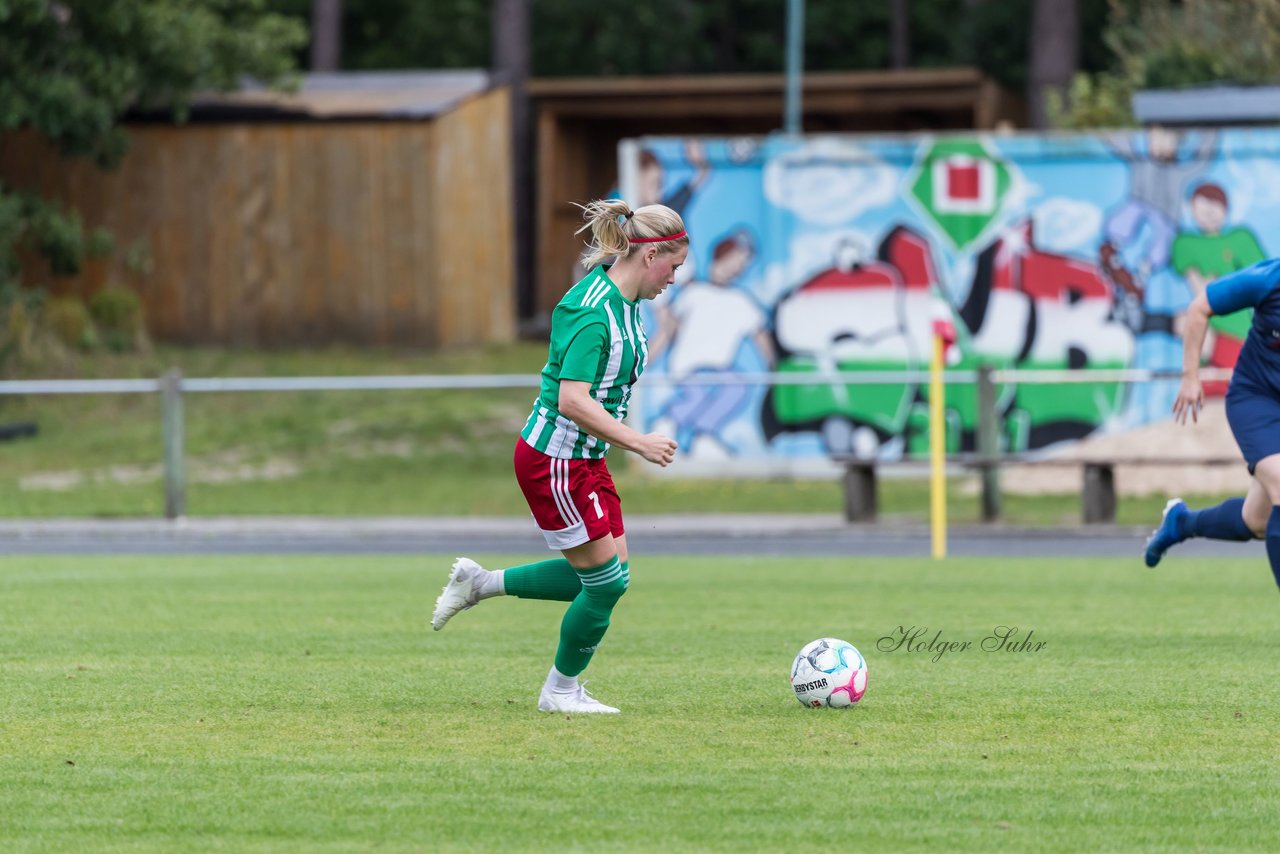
[790,638,868,708]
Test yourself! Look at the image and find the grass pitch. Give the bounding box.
[2,552,1279,852]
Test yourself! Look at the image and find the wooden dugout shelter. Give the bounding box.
[0,71,515,349]
[528,67,1021,320]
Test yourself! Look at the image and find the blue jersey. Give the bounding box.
[1206,257,1280,390]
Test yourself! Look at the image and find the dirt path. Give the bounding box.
[1000,399,1249,496]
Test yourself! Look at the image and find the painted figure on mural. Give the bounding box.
[624,141,711,289]
[636,141,710,214]
[649,229,772,456]
[1098,125,1218,329]
[1171,182,1266,396]
[590,143,710,286]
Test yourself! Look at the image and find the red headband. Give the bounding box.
[628,230,687,243]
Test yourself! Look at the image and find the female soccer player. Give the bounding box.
[431,199,685,713]
[1144,257,1280,590]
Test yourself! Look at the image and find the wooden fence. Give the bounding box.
[0,86,514,349]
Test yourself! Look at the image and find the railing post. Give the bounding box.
[1082,462,1117,524]
[842,461,878,523]
[976,364,1001,522]
[784,0,805,134]
[162,369,186,520]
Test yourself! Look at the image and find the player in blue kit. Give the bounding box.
[1145,257,1280,589]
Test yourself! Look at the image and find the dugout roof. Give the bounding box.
[1133,84,1280,126]
[527,67,1022,321]
[131,70,493,122]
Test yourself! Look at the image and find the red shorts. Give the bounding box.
[513,438,624,550]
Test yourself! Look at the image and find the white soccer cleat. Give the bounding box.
[537,682,620,714]
[431,557,484,631]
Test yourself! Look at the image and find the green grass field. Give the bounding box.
[3,552,1278,852]
[0,343,1240,524]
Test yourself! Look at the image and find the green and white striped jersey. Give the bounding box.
[520,265,649,459]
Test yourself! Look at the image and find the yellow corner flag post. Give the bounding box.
[929,331,947,560]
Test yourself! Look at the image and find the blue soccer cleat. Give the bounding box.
[1144,498,1189,568]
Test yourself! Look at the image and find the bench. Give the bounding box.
[835,454,1245,525]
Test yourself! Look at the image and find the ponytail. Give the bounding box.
[575,200,688,268]
[575,199,633,269]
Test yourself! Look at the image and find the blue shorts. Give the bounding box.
[1226,375,1280,474]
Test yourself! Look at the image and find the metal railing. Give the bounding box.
[0,366,1232,519]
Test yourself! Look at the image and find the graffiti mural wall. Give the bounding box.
[618,130,1278,467]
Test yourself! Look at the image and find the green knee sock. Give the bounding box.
[554,556,629,677]
[501,558,583,602]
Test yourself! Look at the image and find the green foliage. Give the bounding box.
[269,0,1121,92]
[0,188,101,284]
[1047,71,1138,129]
[123,239,154,277]
[1055,0,1280,128]
[533,0,1011,77]
[42,295,96,351]
[0,0,306,356]
[350,0,488,70]
[0,0,307,162]
[0,186,24,285]
[1,284,149,370]
[956,0,1112,93]
[0,190,143,367]
[29,201,90,277]
[268,0,487,69]
[0,281,46,370]
[957,0,1035,91]
[88,285,147,353]
[1143,43,1226,90]
[1110,0,1280,89]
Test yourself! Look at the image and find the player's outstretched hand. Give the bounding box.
[1172,376,1203,425]
[637,433,678,467]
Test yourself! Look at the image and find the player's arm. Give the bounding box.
[753,327,775,367]
[1176,259,1275,423]
[1102,130,1133,159]
[1194,128,1218,162]
[1174,293,1211,425]
[558,380,676,466]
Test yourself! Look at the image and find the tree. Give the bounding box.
[265,0,1120,99]
[492,0,533,319]
[269,0,488,71]
[310,0,343,71]
[0,0,306,294]
[1027,0,1079,128]
[890,0,911,69]
[1052,0,1280,128]
[1117,0,1280,89]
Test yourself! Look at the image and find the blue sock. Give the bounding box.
[1185,498,1253,541]
[1266,507,1280,589]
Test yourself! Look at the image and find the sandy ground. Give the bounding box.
[997,399,1250,496]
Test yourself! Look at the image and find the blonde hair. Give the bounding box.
[575,200,688,269]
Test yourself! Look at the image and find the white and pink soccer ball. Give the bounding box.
[790,638,868,708]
